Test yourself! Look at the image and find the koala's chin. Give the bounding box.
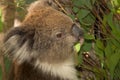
[3,0,84,80]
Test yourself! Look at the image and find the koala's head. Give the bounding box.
[4,1,84,65]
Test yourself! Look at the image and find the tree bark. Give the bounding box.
[1,0,16,32]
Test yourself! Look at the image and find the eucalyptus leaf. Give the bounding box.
[68,14,75,20]
[106,49,120,79]
[105,43,113,58]
[82,41,92,51]
[84,33,95,40]
[73,7,79,13]
[73,0,83,7]
[77,9,90,19]
[96,39,104,50]
[94,46,104,60]
[107,12,117,32]
[74,43,81,53]
[78,10,95,26]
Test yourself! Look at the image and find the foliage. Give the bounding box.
[71,0,120,80]
[15,0,36,21]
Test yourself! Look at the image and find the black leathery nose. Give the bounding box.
[72,24,84,38]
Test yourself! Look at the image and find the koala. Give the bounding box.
[4,0,84,80]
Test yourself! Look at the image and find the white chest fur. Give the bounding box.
[35,58,78,80]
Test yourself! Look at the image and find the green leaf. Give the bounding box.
[82,13,95,25]
[73,7,79,13]
[82,41,92,51]
[105,40,113,58]
[73,0,93,9]
[106,49,120,79]
[111,38,120,48]
[84,33,95,40]
[111,23,120,40]
[113,60,120,80]
[96,39,104,50]
[84,0,93,9]
[68,14,75,20]
[74,43,81,52]
[107,12,114,29]
[77,10,95,26]
[77,53,83,65]
[94,46,104,60]
[73,0,82,6]
[77,9,90,19]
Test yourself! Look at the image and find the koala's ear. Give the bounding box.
[4,26,35,63]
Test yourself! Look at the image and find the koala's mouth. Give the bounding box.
[74,36,84,45]
[78,36,84,46]
[73,36,84,52]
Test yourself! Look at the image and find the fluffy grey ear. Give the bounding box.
[4,26,35,63]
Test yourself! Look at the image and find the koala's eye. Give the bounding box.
[56,32,62,38]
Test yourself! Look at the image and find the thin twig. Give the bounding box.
[54,0,69,15]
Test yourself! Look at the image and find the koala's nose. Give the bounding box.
[72,24,84,38]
